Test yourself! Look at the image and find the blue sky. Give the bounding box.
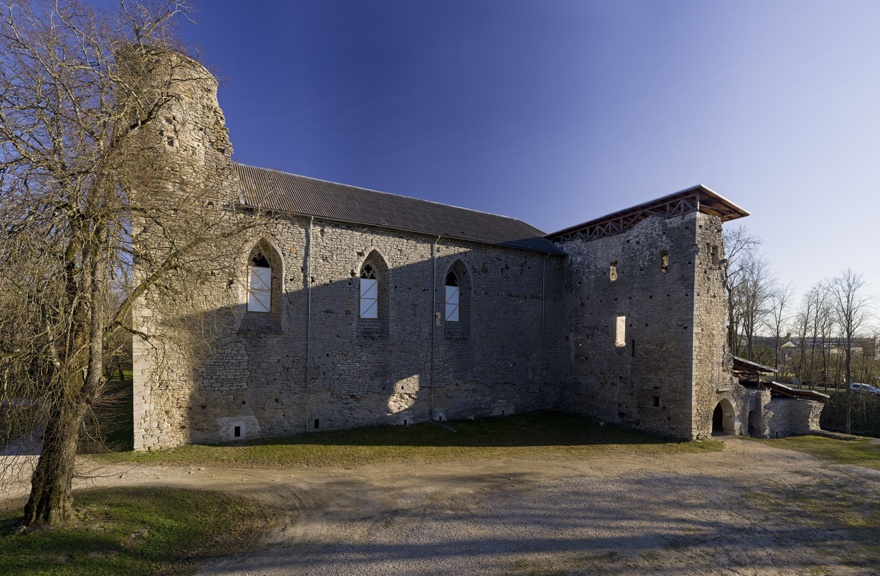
[171,0,877,321]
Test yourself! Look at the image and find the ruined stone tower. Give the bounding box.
[123,47,242,450]
[118,46,235,198]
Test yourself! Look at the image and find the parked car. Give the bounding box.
[849,383,880,395]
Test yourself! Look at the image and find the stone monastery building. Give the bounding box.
[132,52,823,451]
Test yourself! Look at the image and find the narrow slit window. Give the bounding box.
[445,272,459,322]
[610,261,618,281]
[661,250,669,273]
[360,265,378,319]
[615,315,626,347]
[247,252,271,313]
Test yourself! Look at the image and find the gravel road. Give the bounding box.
[3,437,879,575]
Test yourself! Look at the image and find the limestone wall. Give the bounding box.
[689,214,732,439]
[555,214,704,439]
[791,400,824,434]
[766,398,824,438]
[135,212,565,449]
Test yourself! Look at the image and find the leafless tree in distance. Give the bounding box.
[721,225,762,357]
[766,281,794,374]
[829,268,873,434]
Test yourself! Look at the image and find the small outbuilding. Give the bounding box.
[732,356,828,438]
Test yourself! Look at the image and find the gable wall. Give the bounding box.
[555,213,717,439]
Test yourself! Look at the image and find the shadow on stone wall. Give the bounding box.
[138,248,564,448]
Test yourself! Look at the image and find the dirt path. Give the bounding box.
[3,438,879,575]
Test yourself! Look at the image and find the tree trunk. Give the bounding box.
[845,342,852,435]
[22,399,84,526]
[727,303,737,356]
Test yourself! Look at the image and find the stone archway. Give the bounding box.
[712,399,735,435]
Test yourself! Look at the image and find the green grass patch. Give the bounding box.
[0,487,277,576]
[759,434,880,471]
[93,413,722,468]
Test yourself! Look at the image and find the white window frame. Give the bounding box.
[360,277,378,319]
[445,285,460,322]
[247,265,272,313]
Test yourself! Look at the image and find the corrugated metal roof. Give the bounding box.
[234,163,564,254]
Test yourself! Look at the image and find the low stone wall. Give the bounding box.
[766,398,824,438]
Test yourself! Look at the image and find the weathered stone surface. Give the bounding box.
[557,213,719,439]
[135,209,565,448]
[766,397,823,438]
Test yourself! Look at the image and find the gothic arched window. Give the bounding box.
[357,251,389,337]
[247,251,272,313]
[240,240,283,334]
[443,260,469,339]
[360,264,378,319]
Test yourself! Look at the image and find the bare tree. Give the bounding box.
[793,290,812,385]
[736,253,775,361]
[793,281,835,389]
[0,0,248,527]
[814,284,836,389]
[766,281,794,375]
[721,225,762,356]
[829,268,873,434]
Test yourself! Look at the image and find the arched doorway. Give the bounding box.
[712,399,735,435]
[712,404,724,433]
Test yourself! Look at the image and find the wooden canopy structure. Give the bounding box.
[547,185,749,243]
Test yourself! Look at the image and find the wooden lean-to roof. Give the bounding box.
[546,185,749,243]
[732,356,777,376]
[732,357,829,401]
[764,381,830,401]
[234,163,564,254]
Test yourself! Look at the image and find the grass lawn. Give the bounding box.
[759,434,880,471]
[0,488,277,576]
[93,413,724,468]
